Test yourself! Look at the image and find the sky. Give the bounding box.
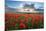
[5,1,44,9]
[6,0,44,2]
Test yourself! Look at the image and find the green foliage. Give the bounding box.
[38,21,43,28]
[8,23,20,30]
[15,23,19,27]
[28,17,32,22]
[33,20,43,28]
[8,26,15,30]
[18,16,25,20]
[15,23,20,29]
[27,22,32,28]
[33,23,37,29]
[33,21,37,29]
[8,17,16,23]
[28,23,32,27]
[27,17,32,28]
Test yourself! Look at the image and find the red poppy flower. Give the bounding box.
[19,23,26,28]
[20,19,25,23]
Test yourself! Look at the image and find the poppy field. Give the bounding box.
[5,13,44,30]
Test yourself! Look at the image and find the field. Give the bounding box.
[5,13,44,30]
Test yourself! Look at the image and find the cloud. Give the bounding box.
[7,5,17,9]
[19,3,24,8]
